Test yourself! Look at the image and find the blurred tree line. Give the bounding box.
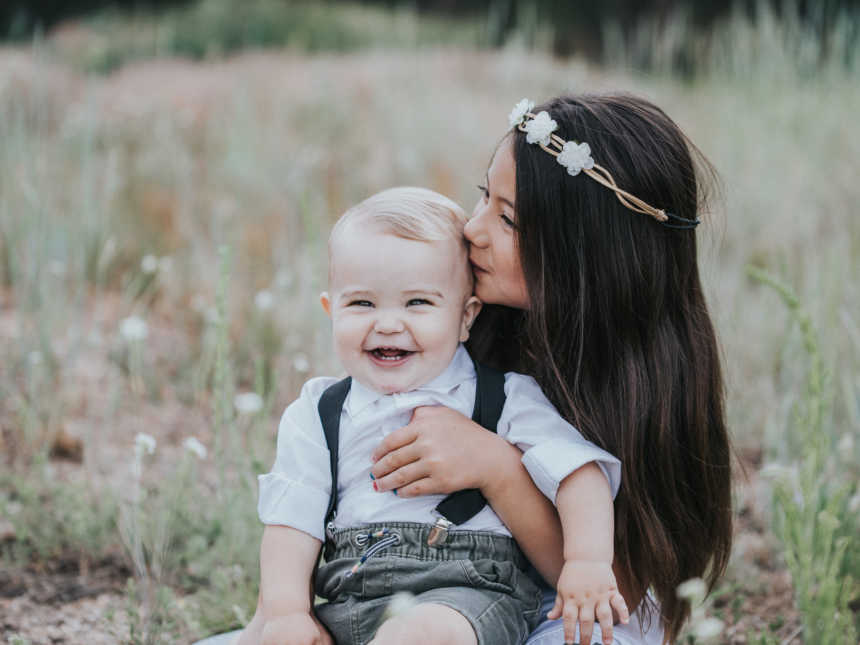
[3,0,858,61]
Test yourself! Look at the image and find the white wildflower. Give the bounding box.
[255,290,274,312]
[120,316,148,342]
[676,577,707,601]
[135,432,156,456]
[522,110,557,146]
[848,493,860,513]
[141,254,158,274]
[691,617,724,642]
[759,462,794,484]
[381,591,417,622]
[293,353,310,373]
[234,392,263,415]
[557,141,595,176]
[182,437,208,460]
[48,260,67,277]
[837,432,854,456]
[27,350,43,366]
[508,98,535,128]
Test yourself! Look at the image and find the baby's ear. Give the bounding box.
[320,292,332,317]
[459,296,483,342]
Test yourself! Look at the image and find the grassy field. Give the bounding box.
[0,7,858,644]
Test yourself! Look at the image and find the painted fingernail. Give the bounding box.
[372,481,378,491]
[369,473,375,480]
[393,488,398,496]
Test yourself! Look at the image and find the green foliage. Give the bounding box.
[747,266,859,644]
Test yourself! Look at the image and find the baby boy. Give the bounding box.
[240,187,626,645]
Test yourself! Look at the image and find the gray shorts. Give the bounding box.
[314,522,544,645]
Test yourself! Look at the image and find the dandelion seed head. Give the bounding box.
[293,354,310,373]
[255,290,274,312]
[183,436,208,460]
[135,432,156,456]
[676,577,707,601]
[234,392,263,415]
[120,316,149,342]
[691,617,724,641]
[141,254,158,274]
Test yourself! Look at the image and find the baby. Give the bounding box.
[240,187,626,645]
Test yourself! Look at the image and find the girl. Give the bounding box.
[370,93,733,644]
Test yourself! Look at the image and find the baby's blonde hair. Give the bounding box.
[329,186,468,249]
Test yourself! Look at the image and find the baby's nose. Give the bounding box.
[374,312,405,333]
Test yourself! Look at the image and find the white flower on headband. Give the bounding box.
[557,141,595,176]
[523,111,557,146]
[508,98,535,128]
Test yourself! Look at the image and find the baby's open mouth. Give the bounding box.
[368,347,414,361]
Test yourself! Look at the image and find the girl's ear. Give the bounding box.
[320,292,332,317]
[459,296,483,342]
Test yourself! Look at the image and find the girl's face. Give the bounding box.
[464,137,530,310]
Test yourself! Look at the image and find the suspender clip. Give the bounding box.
[427,516,453,547]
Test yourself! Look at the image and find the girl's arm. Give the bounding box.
[370,405,565,586]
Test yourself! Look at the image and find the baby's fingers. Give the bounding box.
[547,593,563,620]
[610,591,630,625]
[596,598,614,645]
[562,602,579,645]
[578,604,596,645]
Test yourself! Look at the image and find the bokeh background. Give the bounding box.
[0,1,858,643]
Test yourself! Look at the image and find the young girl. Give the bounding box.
[370,94,733,644]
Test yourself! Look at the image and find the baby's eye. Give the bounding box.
[348,300,373,307]
[406,298,432,306]
[476,184,489,200]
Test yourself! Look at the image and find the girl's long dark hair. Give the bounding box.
[468,94,732,643]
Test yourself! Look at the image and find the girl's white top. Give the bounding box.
[258,344,620,541]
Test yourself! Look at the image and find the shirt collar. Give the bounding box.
[345,344,476,418]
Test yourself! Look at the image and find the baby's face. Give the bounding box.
[322,225,481,394]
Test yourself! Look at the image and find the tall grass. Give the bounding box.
[0,4,858,642]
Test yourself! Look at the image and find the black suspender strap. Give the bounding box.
[433,361,506,524]
[317,376,352,527]
[316,361,507,537]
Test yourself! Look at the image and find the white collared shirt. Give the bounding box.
[258,345,621,542]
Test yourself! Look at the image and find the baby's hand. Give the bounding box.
[261,612,327,645]
[547,560,630,645]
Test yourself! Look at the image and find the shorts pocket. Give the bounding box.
[460,558,517,595]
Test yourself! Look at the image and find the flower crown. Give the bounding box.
[508,99,700,229]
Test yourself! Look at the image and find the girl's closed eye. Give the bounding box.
[476,184,489,201]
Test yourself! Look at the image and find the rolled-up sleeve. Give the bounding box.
[499,374,621,503]
[257,377,337,542]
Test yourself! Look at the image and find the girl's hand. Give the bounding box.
[261,612,329,645]
[547,560,630,645]
[370,406,504,496]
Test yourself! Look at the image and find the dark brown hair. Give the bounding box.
[468,94,732,643]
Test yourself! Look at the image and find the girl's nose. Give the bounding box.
[464,211,489,248]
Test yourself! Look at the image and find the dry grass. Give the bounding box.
[0,29,857,645]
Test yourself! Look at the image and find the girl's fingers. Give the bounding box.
[370,442,420,480]
[610,591,630,624]
[373,460,429,493]
[387,476,435,498]
[370,424,419,464]
[596,598,614,645]
[562,602,579,645]
[546,593,563,620]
